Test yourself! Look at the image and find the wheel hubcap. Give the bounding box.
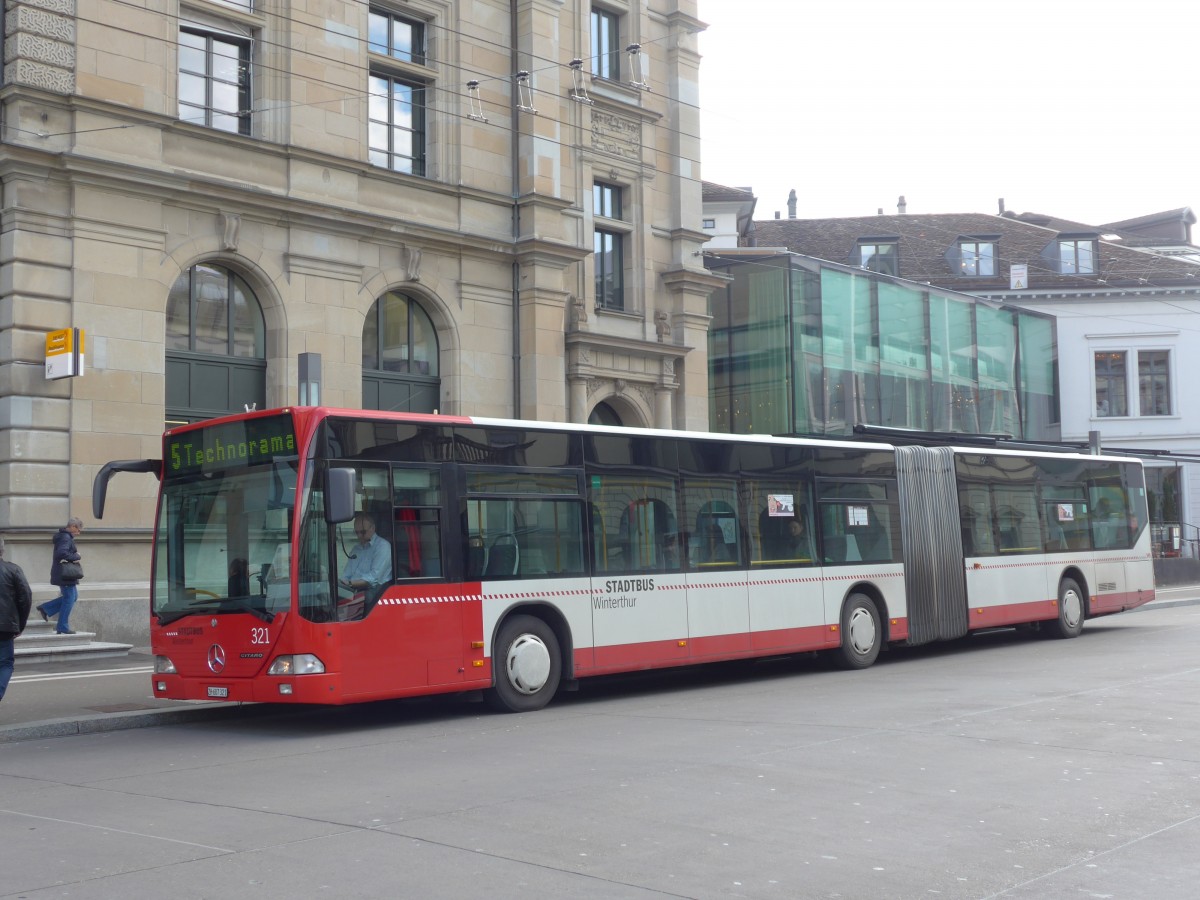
[506,634,551,695]
[847,607,877,655]
[1061,589,1082,628]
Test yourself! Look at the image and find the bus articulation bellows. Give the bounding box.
[93,407,1155,712]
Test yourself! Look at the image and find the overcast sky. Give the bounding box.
[697,0,1199,227]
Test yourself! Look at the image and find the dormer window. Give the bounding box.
[856,239,898,276]
[957,239,996,277]
[1057,237,1097,274]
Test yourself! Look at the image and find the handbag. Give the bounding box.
[59,559,84,581]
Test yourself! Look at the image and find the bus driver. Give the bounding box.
[340,513,392,594]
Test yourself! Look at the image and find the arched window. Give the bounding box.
[165,263,266,424]
[362,290,440,412]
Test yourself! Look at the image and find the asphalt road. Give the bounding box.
[3,602,1200,898]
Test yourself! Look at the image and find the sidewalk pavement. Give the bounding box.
[0,647,250,744]
[3,588,1198,744]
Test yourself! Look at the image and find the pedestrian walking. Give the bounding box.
[37,517,84,635]
[0,537,34,702]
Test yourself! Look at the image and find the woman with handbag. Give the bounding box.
[37,517,84,635]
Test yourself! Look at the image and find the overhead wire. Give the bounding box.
[81,0,689,125]
[18,2,1200,299]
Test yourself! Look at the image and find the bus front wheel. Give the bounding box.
[1047,577,1085,639]
[834,593,882,670]
[485,614,562,712]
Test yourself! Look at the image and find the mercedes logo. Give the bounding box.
[207,644,227,674]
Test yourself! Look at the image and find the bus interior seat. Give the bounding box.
[484,533,520,577]
[823,533,861,564]
[467,539,487,579]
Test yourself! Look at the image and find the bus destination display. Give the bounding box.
[166,414,297,477]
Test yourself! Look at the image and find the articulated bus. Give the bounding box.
[93,407,1154,712]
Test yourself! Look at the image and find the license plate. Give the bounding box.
[207,686,229,698]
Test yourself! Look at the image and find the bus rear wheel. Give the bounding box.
[485,614,562,712]
[1047,577,1085,639]
[834,593,882,669]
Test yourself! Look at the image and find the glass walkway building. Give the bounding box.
[705,253,1058,441]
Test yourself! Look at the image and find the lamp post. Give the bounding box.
[298,352,322,406]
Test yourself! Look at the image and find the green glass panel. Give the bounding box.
[791,265,820,434]
[976,306,1017,435]
[929,295,978,432]
[1018,313,1056,439]
[735,265,788,435]
[877,282,929,429]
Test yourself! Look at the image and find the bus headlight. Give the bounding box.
[267,654,326,676]
[155,656,177,674]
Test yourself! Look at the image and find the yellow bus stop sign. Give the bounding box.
[45,327,85,379]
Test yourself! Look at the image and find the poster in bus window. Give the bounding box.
[1057,503,1075,522]
[767,494,794,516]
[847,506,869,527]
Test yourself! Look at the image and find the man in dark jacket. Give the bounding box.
[0,537,34,702]
[37,517,83,635]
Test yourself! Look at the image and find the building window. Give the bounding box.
[594,182,625,311]
[362,290,440,413]
[702,218,716,230]
[368,8,425,64]
[368,8,428,176]
[858,241,898,276]
[959,240,996,277]
[1138,350,1172,416]
[1094,351,1127,417]
[179,27,251,135]
[591,7,620,80]
[1059,239,1096,274]
[368,73,426,175]
[165,263,266,424]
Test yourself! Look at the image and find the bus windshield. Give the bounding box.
[153,417,299,625]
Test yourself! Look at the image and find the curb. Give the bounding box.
[1135,595,1200,612]
[5,595,1198,742]
[0,703,254,744]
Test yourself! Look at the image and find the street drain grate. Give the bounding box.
[87,703,159,713]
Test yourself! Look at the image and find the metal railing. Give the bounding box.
[1151,522,1200,559]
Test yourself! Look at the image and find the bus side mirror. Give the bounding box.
[325,467,356,524]
[92,459,161,519]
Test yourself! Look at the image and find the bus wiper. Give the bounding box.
[157,609,195,627]
[157,597,275,626]
[225,597,275,623]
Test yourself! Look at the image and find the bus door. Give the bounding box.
[1088,482,1136,613]
[464,467,593,674]
[746,485,822,652]
[815,479,903,638]
[684,490,749,659]
[332,463,462,697]
[1041,487,1099,606]
[955,456,1045,625]
[589,486,690,671]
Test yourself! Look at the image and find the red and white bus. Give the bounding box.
[93,407,1155,712]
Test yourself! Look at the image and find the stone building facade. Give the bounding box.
[0,0,724,639]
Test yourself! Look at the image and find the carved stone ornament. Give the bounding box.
[6,8,76,42]
[590,110,641,161]
[662,357,675,377]
[6,57,73,93]
[568,293,589,331]
[221,213,241,252]
[4,0,76,95]
[402,246,422,282]
[654,310,670,342]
